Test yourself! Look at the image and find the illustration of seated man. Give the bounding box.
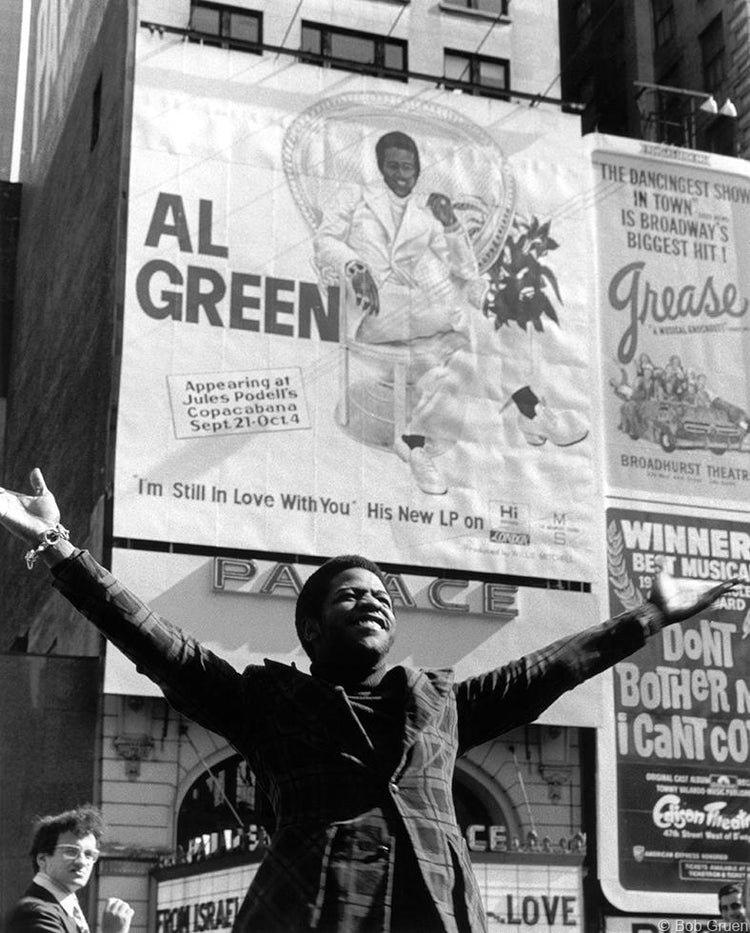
[313,130,587,496]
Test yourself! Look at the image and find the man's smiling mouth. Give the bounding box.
[351,616,386,630]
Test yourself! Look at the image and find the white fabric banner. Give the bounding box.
[115,32,597,580]
[592,135,750,506]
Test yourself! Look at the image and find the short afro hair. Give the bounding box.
[375,131,420,174]
[295,555,389,658]
[30,805,103,871]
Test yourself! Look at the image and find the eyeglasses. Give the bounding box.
[54,845,100,863]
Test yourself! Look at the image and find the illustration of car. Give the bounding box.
[619,398,748,454]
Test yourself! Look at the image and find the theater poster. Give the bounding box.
[114,29,599,579]
[591,135,750,506]
[598,505,750,913]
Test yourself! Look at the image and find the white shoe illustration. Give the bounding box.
[394,439,448,495]
[518,404,588,447]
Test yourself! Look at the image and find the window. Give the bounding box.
[701,14,726,93]
[440,0,510,16]
[572,74,597,131]
[655,64,685,145]
[189,1,262,51]
[444,49,510,98]
[652,0,675,47]
[177,754,274,854]
[300,21,407,79]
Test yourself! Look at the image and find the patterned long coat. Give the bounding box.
[53,551,656,933]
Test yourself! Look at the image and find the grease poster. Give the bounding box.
[592,137,750,506]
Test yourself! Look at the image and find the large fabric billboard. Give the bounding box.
[115,32,598,579]
[592,136,750,506]
[598,506,750,913]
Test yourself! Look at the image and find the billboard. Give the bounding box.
[598,506,750,913]
[592,136,750,506]
[478,862,583,932]
[115,31,599,579]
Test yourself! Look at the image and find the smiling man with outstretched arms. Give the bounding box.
[0,469,735,933]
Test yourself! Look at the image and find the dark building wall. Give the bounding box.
[0,182,21,398]
[559,0,630,136]
[0,180,21,478]
[0,0,132,652]
[559,0,738,156]
[0,655,102,922]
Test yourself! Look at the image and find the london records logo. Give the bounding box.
[488,502,531,546]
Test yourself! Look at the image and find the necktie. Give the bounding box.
[70,899,90,933]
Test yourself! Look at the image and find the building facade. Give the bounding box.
[559,0,748,158]
[3,3,750,933]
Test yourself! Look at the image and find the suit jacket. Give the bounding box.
[53,551,658,933]
[6,883,80,933]
[314,183,481,343]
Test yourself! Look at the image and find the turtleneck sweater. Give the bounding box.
[310,661,406,777]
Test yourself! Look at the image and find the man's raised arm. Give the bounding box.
[0,468,249,743]
[456,568,737,754]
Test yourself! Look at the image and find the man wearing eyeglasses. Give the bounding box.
[7,805,134,933]
[718,882,749,930]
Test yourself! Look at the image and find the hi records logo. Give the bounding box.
[489,502,531,546]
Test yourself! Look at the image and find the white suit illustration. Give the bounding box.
[306,127,588,496]
[314,183,483,459]
[315,183,483,344]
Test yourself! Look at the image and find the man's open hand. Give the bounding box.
[0,468,60,547]
[649,562,737,626]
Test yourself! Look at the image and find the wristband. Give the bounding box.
[638,602,667,637]
[24,524,70,570]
